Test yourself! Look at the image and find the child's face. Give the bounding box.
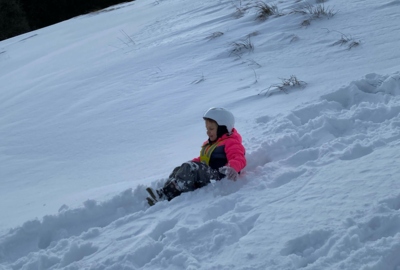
[205,120,218,141]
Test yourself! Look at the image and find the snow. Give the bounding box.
[1,0,400,269]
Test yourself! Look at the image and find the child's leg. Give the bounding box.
[160,161,220,201]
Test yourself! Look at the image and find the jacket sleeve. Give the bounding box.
[225,139,246,172]
[192,156,200,162]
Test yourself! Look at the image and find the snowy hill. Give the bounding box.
[1,0,400,269]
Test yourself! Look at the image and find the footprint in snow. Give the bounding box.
[379,194,400,211]
[280,229,334,268]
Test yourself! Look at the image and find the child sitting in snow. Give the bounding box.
[146,107,246,205]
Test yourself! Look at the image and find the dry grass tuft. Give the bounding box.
[260,75,307,96]
[230,37,254,57]
[255,2,281,21]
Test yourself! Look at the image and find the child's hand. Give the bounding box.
[219,166,238,181]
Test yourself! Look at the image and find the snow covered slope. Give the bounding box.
[1,0,400,269]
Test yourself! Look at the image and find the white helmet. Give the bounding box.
[203,107,235,133]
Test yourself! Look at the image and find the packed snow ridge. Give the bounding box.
[1,73,400,269]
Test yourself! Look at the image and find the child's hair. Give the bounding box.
[217,126,229,138]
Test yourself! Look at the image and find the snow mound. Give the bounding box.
[247,72,400,177]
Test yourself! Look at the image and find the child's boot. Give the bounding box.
[145,187,169,206]
[146,187,158,206]
[160,178,182,201]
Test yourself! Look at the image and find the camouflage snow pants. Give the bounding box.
[158,161,221,201]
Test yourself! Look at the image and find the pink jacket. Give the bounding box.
[193,128,246,173]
